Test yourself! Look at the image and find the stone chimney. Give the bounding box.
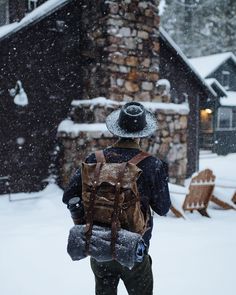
[78,0,162,103]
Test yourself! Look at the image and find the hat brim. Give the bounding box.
[106,109,157,138]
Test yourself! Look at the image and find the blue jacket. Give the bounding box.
[63,139,171,248]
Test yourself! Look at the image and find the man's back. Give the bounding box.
[63,138,171,248]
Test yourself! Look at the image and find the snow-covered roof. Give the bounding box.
[220,91,236,107]
[159,0,167,16]
[0,23,19,40]
[0,0,72,41]
[159,27,217,97]
[189,52,236,78]
[205,78,227,98]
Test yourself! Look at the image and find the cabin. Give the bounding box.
[159,28,218,176]
[190,52,236,155]
[0,0,215,193]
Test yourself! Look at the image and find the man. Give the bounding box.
[63,101,171,295]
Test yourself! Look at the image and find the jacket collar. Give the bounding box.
[112,138,141,150]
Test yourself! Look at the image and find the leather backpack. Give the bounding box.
[81,150,150,258]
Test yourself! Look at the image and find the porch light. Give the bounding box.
[205,109,212,114]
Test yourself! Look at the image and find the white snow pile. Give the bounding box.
[57,119,112,138]
[71,96,120,109]
[71,97,189,114]
[156,79,171,96]
[156,78,171,89]
[0,153,236,295]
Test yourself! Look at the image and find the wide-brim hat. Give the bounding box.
[106,102,157,138]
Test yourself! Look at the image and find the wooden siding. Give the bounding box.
[0,1,83,192]
[8,0,47,22]
[0,0,8,25]
[213,129,236,155]
[159,37,215,177]
[206,59,236,91]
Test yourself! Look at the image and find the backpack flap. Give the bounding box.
[81,162,142,226]
[82,162,141,189]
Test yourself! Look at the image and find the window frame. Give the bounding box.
[28,0,38,11]
[221,70,230,90]
[217,107,236,131]
[232,108,236,129]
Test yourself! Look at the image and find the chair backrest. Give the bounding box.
[183,169,215,212]
[232,192,236,204]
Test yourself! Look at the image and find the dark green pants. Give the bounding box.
[90,255,153,295]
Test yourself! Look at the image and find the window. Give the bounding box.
[217,107,235,130]
[222,71,230,89]
[232,109,236,129]
[28,0,38,11]
[200,109,213,131]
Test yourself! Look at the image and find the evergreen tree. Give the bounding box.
[161,0,236,57]
[0,0,8,26]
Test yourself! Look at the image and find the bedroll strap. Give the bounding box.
[129,151,151,229]
[128,151,151,165]
[85,162,102,255]
[95,150,106,163]
[111,162,127,260]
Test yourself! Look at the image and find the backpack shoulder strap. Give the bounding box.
[128,151,151,165]
[95,150,106,163]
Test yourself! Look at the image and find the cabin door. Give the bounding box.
[200,108,214,149]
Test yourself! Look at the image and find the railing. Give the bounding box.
[0,176,11,199]
[200,131,214,150]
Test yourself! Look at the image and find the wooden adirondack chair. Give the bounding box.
[170,169,215,218]
[182,169,215,217]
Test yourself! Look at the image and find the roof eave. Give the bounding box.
[205,55,236,78]
[0,0,73,42]
[190,52,236,78]
[159,27,217,98]
[205,78,228,98]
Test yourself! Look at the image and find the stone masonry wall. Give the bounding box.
[58,98,188,187]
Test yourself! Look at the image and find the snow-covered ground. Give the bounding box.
[0,152,235,295]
